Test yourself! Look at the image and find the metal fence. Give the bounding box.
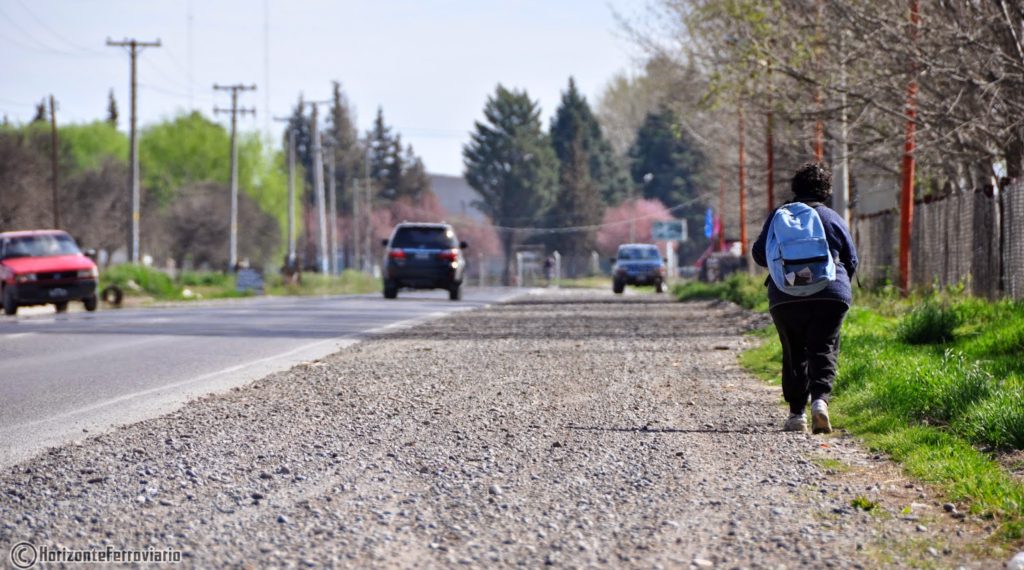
[852,180,1022,299]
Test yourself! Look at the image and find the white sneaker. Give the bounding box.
[811,399,832,434]
[783,412,807,432]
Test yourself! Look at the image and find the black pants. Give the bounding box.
[769,301,849,414]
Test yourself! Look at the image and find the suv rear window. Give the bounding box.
[392,227,457,249]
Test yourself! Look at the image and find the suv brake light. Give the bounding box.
[437,250,458,261]
[388,249,406,260]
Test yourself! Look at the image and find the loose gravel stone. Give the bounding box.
[0,291,1004,568]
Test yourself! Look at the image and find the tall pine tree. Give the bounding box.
[629,107,708,259]
[328,81,362,215]
[464,85,558,284]
[549,78,607,274]
[106,89,119,128]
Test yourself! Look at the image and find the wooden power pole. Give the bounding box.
[48,95,60,229]
[213,83,257,270]
[107,37,160,263]
[898,0,921,293]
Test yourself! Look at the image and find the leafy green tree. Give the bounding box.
[464,85,558,284]
[139,112,288,256]
[60,121,127,171]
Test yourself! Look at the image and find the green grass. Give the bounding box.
[100,264,379,302]
[673,272,769,311]
[264,269,380,296]
[726,280,1024,540]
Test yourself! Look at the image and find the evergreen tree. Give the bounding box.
[628,107,708,258]
[552,131,600,275]
[549,79,607,274]
[327,81,361,215]
[32,99,47,123]
[463,85,558,284]
[550,78,630,205]
[366,107,395,199]
[106,89,119,128]
[286,94,314,195]
[398,143,430,200]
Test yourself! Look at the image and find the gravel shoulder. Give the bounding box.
[0,290,1002,568]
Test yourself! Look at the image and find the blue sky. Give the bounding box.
[0,0,648,176]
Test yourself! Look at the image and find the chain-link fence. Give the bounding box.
[852,181,1020,299]
[1003,181,1024,299]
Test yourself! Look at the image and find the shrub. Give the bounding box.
[896,301,959,344]
[100,264,177,298]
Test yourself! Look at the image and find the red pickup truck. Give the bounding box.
[0,230,99,316]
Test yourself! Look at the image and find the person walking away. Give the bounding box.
[752,162,858,434]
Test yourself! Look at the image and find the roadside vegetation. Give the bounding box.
[99,264,379,304]
[679,273,1024,539]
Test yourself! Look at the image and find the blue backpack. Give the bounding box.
[765,202,836,296]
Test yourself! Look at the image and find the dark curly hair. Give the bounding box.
[791,162,832,201]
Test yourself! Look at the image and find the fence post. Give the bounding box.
[553,251,561,288]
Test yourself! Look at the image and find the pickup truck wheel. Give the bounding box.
[2,287,16,316]
[54,301,69,313]
[83,295,98,312]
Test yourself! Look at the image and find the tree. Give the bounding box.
[463,85,558,284]
[551,77,630,205]
[595,198,674,256]
[32,99,47,123]
[630,108,706,210]
[549,79,609,274]
[106,89,119,128]
[327,81,361,213]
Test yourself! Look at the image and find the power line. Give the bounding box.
[11,0,107,55]
[0,5,106,57]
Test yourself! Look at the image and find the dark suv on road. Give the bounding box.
[382,223,468,300]
[612,243,667,294]
[0,230,99,315]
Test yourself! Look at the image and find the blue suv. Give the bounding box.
[612,243,666,294]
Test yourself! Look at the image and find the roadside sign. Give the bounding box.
[236,268,265,294]
[652,219,688,241]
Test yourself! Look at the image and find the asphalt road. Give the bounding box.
[0,287,519,467]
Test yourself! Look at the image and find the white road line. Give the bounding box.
[1,332,35,340]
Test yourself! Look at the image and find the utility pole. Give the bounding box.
[107,37,161,263]
[311,104,329,274]
[352,179,361,271]
[738,104,748,256]
[272,116,297,267]
[835,31,851,225]
[325,141,339,275]
[813,0,825,162]
[898,0,921,293]
[48,95,60,229]
[213,83,257,270]
[364,141,373,271]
